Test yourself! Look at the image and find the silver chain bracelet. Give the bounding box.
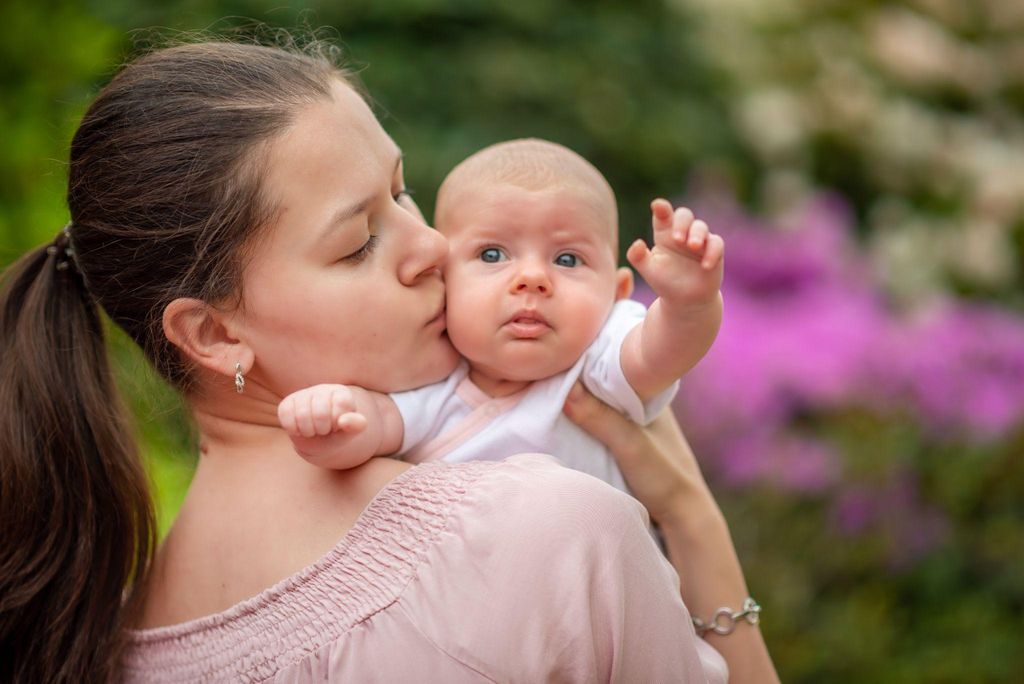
[691,597,762,637]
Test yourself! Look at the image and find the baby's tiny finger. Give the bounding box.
[337,412,368,433]
[702,234,725,269]
[687,220,709,251]
[311,391,332,435]
[671,207,695,241]
[651,199,674,231]
[627,238,650,266]
[330,389,355,416]
[278,400,298,436]
[296,395,316,438]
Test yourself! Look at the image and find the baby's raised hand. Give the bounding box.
[278,384,374,469]
[626,199,724,308]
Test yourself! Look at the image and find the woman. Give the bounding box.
[0,39,777,682]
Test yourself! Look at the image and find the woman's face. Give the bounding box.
[237,80,458,396]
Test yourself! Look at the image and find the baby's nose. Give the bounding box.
[511,263,552,294]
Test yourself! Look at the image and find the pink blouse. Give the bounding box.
[123,454,728,682]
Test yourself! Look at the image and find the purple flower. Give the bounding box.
[829,476,950,569]
[647,191,1024,451]
[877,302,1024,439]
[832,487,878,535]
[717,431,841,493]
[633,189,1024,499]
[635,187,1013,573]
[649,192,890,449]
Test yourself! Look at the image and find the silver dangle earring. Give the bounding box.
[234,362,245,394]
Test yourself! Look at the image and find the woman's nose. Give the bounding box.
[510,261,552,295]
[397,214,449,286]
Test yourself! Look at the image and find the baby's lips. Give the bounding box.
[504,307,549,327]
[503,309,552,339]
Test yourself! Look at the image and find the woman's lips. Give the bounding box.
[426,306,446,329]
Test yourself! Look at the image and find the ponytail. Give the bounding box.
[0,239,155,682]
[0,38,350,680]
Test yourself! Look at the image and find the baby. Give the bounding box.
[278,139,723,493]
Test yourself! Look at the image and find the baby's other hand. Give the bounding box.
[626,199,724,308]
[278,384,368,438]
[278,384,373,469]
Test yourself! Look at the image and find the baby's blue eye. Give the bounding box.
[480,248,507,263]
[554,253,579,267]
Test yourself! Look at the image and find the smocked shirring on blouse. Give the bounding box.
[123,455,728,683]
[122,460,489,682]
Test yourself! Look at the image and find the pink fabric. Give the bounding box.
[403,378,527,464]
[123,454,727,683]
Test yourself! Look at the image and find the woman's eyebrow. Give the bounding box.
[319,196,373,240]
[317,152,403,240]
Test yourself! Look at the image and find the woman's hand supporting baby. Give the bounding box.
[278,385,404,469]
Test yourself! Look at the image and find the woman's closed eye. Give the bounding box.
[341,234,379,264]
[480,247,508,263]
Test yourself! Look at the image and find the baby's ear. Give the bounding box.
[614,267,634,301]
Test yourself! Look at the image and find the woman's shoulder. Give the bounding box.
[398,455,720,684]
[377,453,648,567]
[121,456,645,681]
[422,453,654,580]
[366,452,646,554]
[122,458,485,680]
[468,452,649,528]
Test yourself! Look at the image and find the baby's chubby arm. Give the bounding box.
[277,384,404,469]
[620,199,724,401]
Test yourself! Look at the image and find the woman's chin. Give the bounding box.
[426,339,462,382]
[393,337,460,391]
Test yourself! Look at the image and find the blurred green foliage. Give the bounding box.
[3,1,1022,681]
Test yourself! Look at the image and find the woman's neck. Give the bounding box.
[140,397,410,628]
[185,396,391,506]
[186,375,334,470]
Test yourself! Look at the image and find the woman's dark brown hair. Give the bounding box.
[0,39,348,682]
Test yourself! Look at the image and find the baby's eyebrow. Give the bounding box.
[550,228,606,248]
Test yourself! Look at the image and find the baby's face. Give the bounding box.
[439,182,629,383]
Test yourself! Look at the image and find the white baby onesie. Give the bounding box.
[390,299,678,493]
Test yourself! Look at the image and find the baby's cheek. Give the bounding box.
[450,328,489,366]
[564,299,615,356]
[444,305,483,359]
[443,272,502,362]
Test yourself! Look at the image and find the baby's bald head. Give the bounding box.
[435,139,618,251]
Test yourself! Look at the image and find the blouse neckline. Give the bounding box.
[122,460,488,682]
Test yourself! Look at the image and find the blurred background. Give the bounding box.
[2,0,1022,681]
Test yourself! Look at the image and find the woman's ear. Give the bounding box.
[614,267,634,301]
[162,298,253,379]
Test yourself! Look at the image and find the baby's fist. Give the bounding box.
[278,384,368,438]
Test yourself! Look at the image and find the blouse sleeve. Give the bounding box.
[403,454,728,683]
